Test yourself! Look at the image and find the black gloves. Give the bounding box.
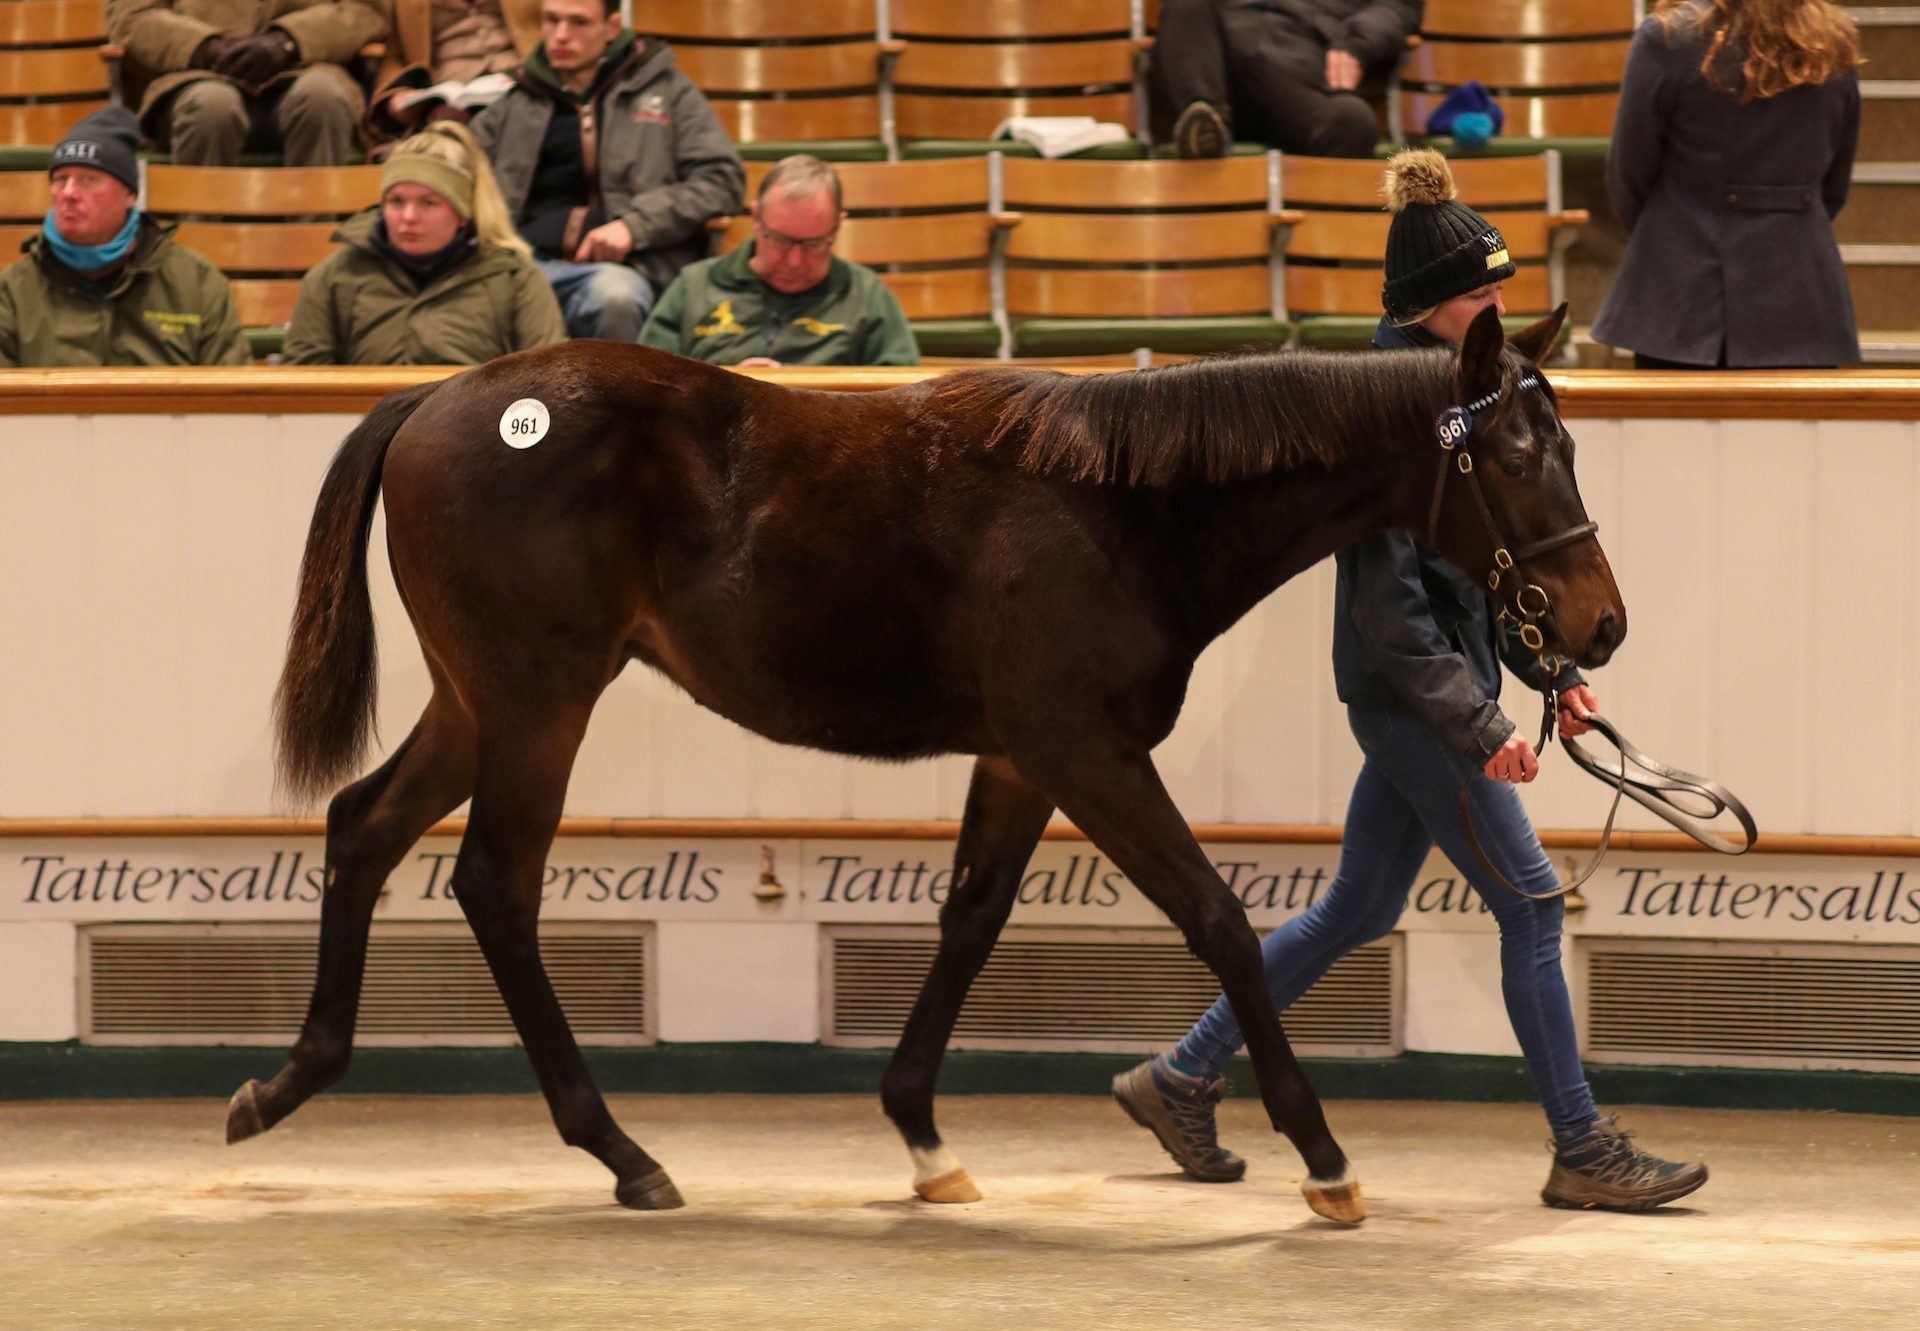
[211,29,300,89]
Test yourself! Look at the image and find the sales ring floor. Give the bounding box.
[2,1093,1915,1330]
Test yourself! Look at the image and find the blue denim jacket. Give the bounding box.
[1329,317,1580,761]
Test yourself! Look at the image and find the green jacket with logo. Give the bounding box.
[282,207,567,365]
[0,219,250,367]
[639,240,920,367]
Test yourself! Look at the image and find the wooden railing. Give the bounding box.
[3,366,1920,419]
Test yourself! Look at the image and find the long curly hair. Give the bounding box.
[1655,0,1862,102]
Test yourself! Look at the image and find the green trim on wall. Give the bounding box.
[1,1043,1914,1116]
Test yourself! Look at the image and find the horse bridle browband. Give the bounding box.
[1429,376,1755,901]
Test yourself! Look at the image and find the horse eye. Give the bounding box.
[1500,459,1527,479]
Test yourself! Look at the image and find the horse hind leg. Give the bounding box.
[1019,749,1363,1225]
[229,691,477,1144]
[450,700,679,1210]
[879,756,1054,1203]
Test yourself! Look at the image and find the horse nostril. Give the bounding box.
[1589,608,1624,656]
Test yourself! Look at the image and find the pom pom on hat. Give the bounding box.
[1383,148,1456,212]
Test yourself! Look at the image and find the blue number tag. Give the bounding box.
[1434,405,1473,448]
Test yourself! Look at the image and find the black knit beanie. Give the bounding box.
[49,106,141,196]
[1380,148,1516,321]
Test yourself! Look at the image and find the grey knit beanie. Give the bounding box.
[50,106,141,195]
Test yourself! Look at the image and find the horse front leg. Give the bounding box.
[1023,748,1362,1224]
[228,693,476,1143]
[880,756,1054,1203]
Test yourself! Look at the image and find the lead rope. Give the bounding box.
[1459,692,1758,903]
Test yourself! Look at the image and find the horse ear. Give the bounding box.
[1507,304,1568,366]
[1455,303,1505,397]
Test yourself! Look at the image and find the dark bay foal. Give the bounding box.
[239,303,1624,1223]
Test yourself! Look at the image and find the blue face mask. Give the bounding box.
[42,204,140,272]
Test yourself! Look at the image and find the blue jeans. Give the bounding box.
[536,260,655,341]
[1174,707,1599,1141]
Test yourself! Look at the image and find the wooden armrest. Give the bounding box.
[1550,209,1591,228]
[707,215,732,232]
[991,210,1024,228]
[1132,35,1156,52]
[878,38,906,57]
[100,43,125,61]
[1273,209,1307,226]
[359,42,385,58]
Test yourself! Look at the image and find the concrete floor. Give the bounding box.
[1,1093,1915,1330]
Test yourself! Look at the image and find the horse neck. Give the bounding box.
[1161,374,1444,644]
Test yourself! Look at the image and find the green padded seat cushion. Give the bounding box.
[1380,136,1610,161]
[910,319,1002,357]
[0,147,51,170]
[1014,316,1289,356]
[901,138,1148,161]
[1293,313,1573,349]
[737,140,889,163]
[1147,141,1282,159]
[245,326,286,360]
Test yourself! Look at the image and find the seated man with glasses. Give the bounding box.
[640,154,919,367]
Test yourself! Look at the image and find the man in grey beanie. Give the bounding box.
[0,107,249,365]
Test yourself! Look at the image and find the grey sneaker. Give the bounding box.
[1542,1116,1708,1212]
[1173,101,1229,160]
[1111,1056,1246,1182]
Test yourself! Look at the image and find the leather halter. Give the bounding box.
[1427,373,1597,685]
[1430,376,1757,900]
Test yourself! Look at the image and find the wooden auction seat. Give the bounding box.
[890,0,1150,159]
[1399,0,1635,159]
[998,153,1290,355]
[0,171,50,264]
[0,1,112,154]
[721,156,1006,356]
[145,163,382,356]
[641,0,886,161]
[1278,151,1585,348]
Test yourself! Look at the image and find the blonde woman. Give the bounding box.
[283,120,565,365]
[1595,0,1863,367]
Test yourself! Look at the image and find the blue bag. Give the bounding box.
[1424,80,1504,148]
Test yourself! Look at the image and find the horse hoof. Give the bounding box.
[225,1081,266,1144]
[615,1170,685,1211]
[1301,1166,1366,1225]
[914,1168,982,1204]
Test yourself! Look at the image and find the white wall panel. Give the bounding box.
[0,412,1912,839]
[0,923,78,1040]
[655,920,820,1042]
[1811,422,1915,834]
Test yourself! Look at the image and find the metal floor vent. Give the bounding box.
[824,926,1401,1056]
[82,923,653,1047]
[1581,939,1920,1073]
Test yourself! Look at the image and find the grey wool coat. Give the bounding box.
[1592,11,1860,367]
[471,38,744,295]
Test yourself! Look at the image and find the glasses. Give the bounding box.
[756,221,837,257]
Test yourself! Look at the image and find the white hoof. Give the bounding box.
[911,1145,982,1204]
[1301,1164,1366,1225]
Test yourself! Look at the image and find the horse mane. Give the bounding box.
[930,348,1460,487]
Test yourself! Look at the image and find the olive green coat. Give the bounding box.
[639,241,920,367]
[0,220,250,367]
[281,207,566,365]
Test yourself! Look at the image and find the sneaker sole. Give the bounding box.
[1109,1087,1246,1183]
[1541,1162,1709,1213]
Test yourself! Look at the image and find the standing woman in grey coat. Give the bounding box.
[1594,0,1862,367]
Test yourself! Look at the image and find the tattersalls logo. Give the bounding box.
[20,851,324,906]
[413,849,721,904]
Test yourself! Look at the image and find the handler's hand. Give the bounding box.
[574,218,635,263]
[1325,48,1363,91]
[1485,734,1539,784]
[1557,683,1600,739]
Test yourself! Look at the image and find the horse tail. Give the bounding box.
[273,380,440,805]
